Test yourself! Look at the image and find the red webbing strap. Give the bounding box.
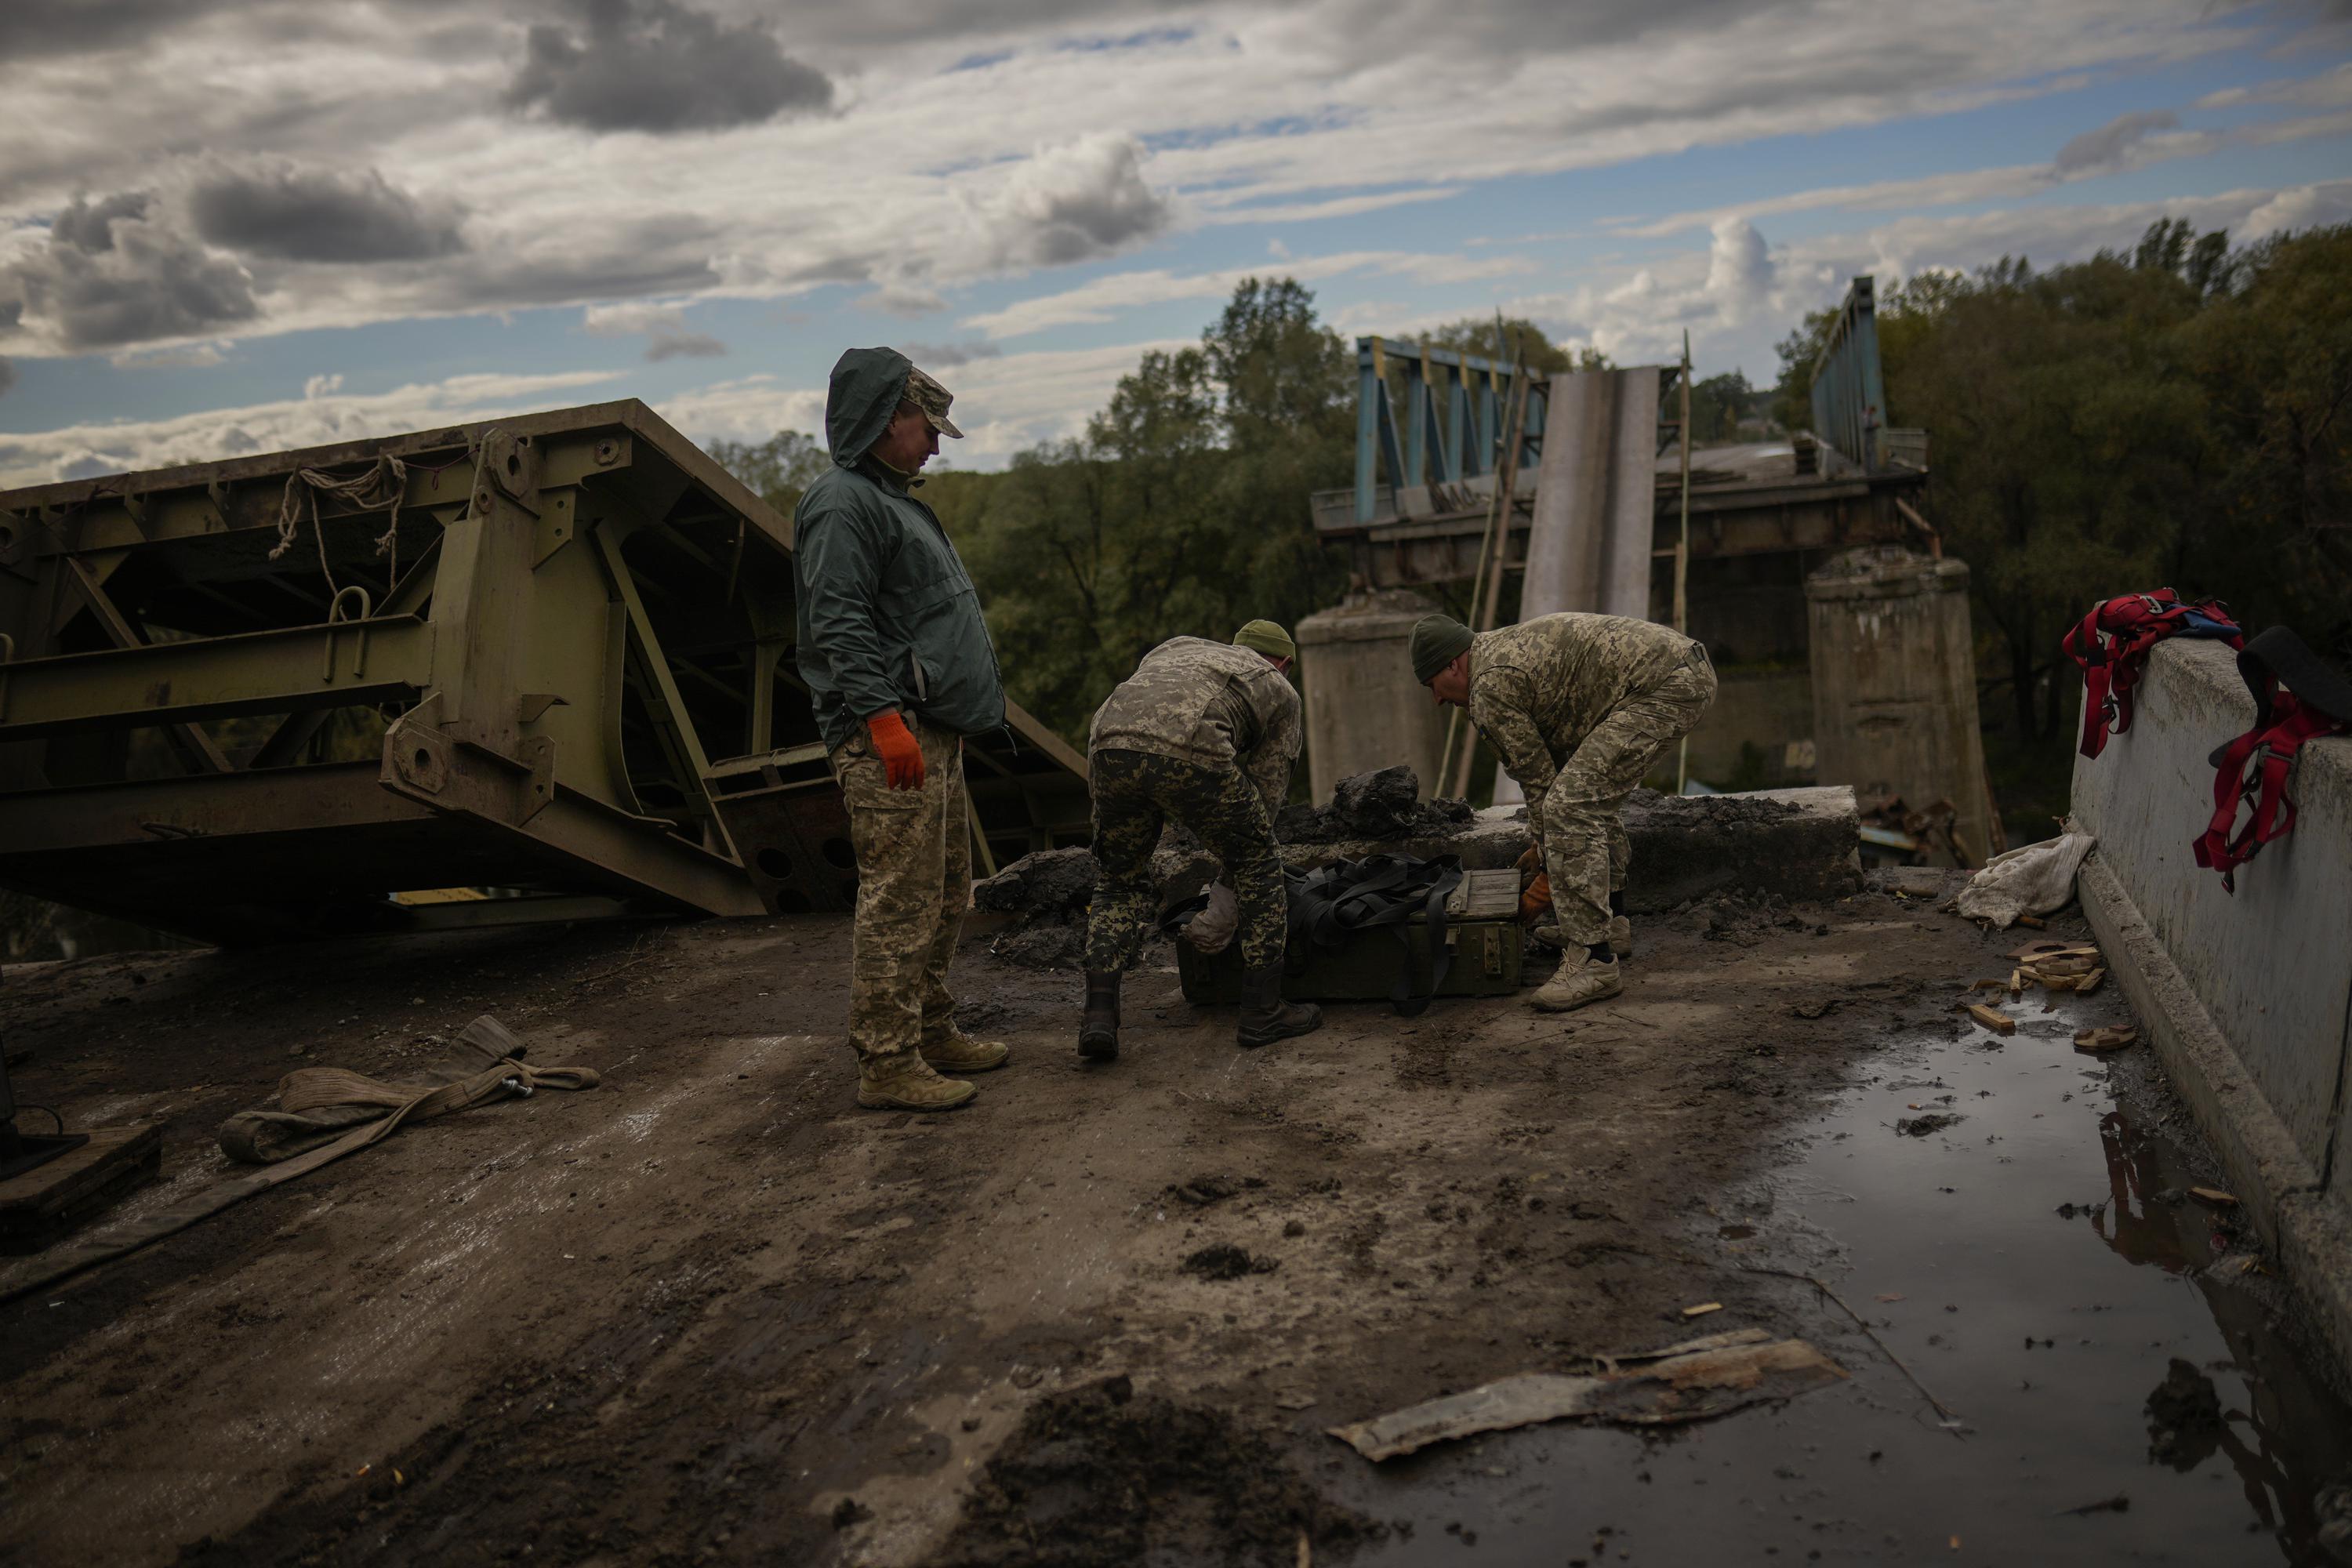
[2067,595,2190,759]
[2192,694,2344,893]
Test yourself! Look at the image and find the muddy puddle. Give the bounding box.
[1331,988,2352,1563]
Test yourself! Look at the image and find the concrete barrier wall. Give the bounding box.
[2070,640,2352,1199]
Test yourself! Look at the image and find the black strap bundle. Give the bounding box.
[1285,853,1465,1016]
[1161,853,1468,1015]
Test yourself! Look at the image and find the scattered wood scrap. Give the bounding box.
[2190,1186,2238,1207]
[1963,1003,2018,1036]
[1326,1330,1847,1460]
[2073,1025,2138,1053]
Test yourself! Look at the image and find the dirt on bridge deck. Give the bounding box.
[0,883,2328,1566]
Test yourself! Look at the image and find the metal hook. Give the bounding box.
[323,585,374,681]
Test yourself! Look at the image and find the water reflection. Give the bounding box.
[2086,1105,2346,1560]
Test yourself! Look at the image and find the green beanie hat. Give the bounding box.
[1233,619,1295,660]
[1410,615,1474,683]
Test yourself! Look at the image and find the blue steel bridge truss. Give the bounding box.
[1351,337,1548,525]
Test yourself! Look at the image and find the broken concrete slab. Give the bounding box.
[1155,784,1858,915]
[1326,1328,1847,1460]
[973,847,1098,914]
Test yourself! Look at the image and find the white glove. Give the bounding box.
[1185,881,1240,954]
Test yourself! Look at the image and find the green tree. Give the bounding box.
[708,429,829,514]
[938,277,1355,748]
[1418,314,1582,374]
[2173,224,2352,655]
[1886,252,2209,739]
[1688,370,1756,442]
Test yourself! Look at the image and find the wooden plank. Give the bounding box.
[1963,1003,2016,1036]
[0,1123,162,1222]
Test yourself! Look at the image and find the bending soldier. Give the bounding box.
[1080,622,1323,1058]
[1411,612,1716,1012]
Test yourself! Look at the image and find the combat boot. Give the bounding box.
[1079,971,1121,1061]
[856,1056,977,1112]
[1530,949,1622,1012]
[1610,914,1633,959]
[921,1030,1009,1073]
[1238,965,1322,1047]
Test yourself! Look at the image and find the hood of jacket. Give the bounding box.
[823,346,913,469]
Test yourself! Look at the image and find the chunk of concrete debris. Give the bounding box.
[1272,764,1472,845]
[973,848,1103,972]
[973,847,1098,914]
[1326,1329,1846,1460]
[1158,784,1860,914]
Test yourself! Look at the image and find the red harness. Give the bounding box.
[2063,591,2241,759]
[2191,630,2350,893]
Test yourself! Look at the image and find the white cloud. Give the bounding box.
[963,249,1534,339]
[2241,179,2352,238]
[0,0,2290,361]
[974,132,1174,267]
[1703,216,1773,326]
[0,368,625,488]
[661,339,1192,469]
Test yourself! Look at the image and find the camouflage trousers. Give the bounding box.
[1085,748,1285,973]
[1539,649,1717,947]
[829,715,971,1069]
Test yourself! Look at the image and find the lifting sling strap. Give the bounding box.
[2190,626,2351,893]
[1165,853,1468,1015]
[1285,854,1466,1016]
[2063,590,2241,759]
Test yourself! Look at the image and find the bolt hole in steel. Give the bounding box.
[412,747,432,771]
[756,848,793,881]
[821,837,856,869]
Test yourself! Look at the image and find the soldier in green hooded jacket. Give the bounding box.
[793,348,1010,1112]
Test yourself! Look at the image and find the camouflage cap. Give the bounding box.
[902,364,964,439]
[1232,619,1295,660]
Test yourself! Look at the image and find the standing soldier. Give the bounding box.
[1410,612,1715,1011]
[1079,622,1323,1058]
[794,347,1010,1112]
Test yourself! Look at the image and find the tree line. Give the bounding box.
[717,220,2350,763]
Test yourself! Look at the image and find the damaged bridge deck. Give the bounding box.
[5,873,2343,1565]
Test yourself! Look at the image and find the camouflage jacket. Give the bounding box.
[1088,637,1302,811]
[1468,613,1697,812]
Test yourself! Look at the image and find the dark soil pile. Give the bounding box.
[1181,1243,1277,1280]
[1274,765,1474,845]
[976,848,1100,971]
[974,848,1099,914]
[930,1376,1372,1567]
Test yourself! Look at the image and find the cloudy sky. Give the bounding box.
[2,0,2348,486]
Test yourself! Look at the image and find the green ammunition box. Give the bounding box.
[1176,918,1530,1006]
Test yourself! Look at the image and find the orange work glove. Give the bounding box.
[867,711,925,791]
[1514,843,1543,875]
[1519,871,1552,924]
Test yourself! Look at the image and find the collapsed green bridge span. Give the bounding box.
[0,401,1089,942]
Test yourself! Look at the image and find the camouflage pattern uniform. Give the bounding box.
[1468,613,1717,947]
[1085,637,1302,973]
[829,714,972,1068]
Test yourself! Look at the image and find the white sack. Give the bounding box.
[1185,881,1240,954]
[1952,832,2096,928]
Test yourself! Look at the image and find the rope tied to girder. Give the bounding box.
[270,453,410,596]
